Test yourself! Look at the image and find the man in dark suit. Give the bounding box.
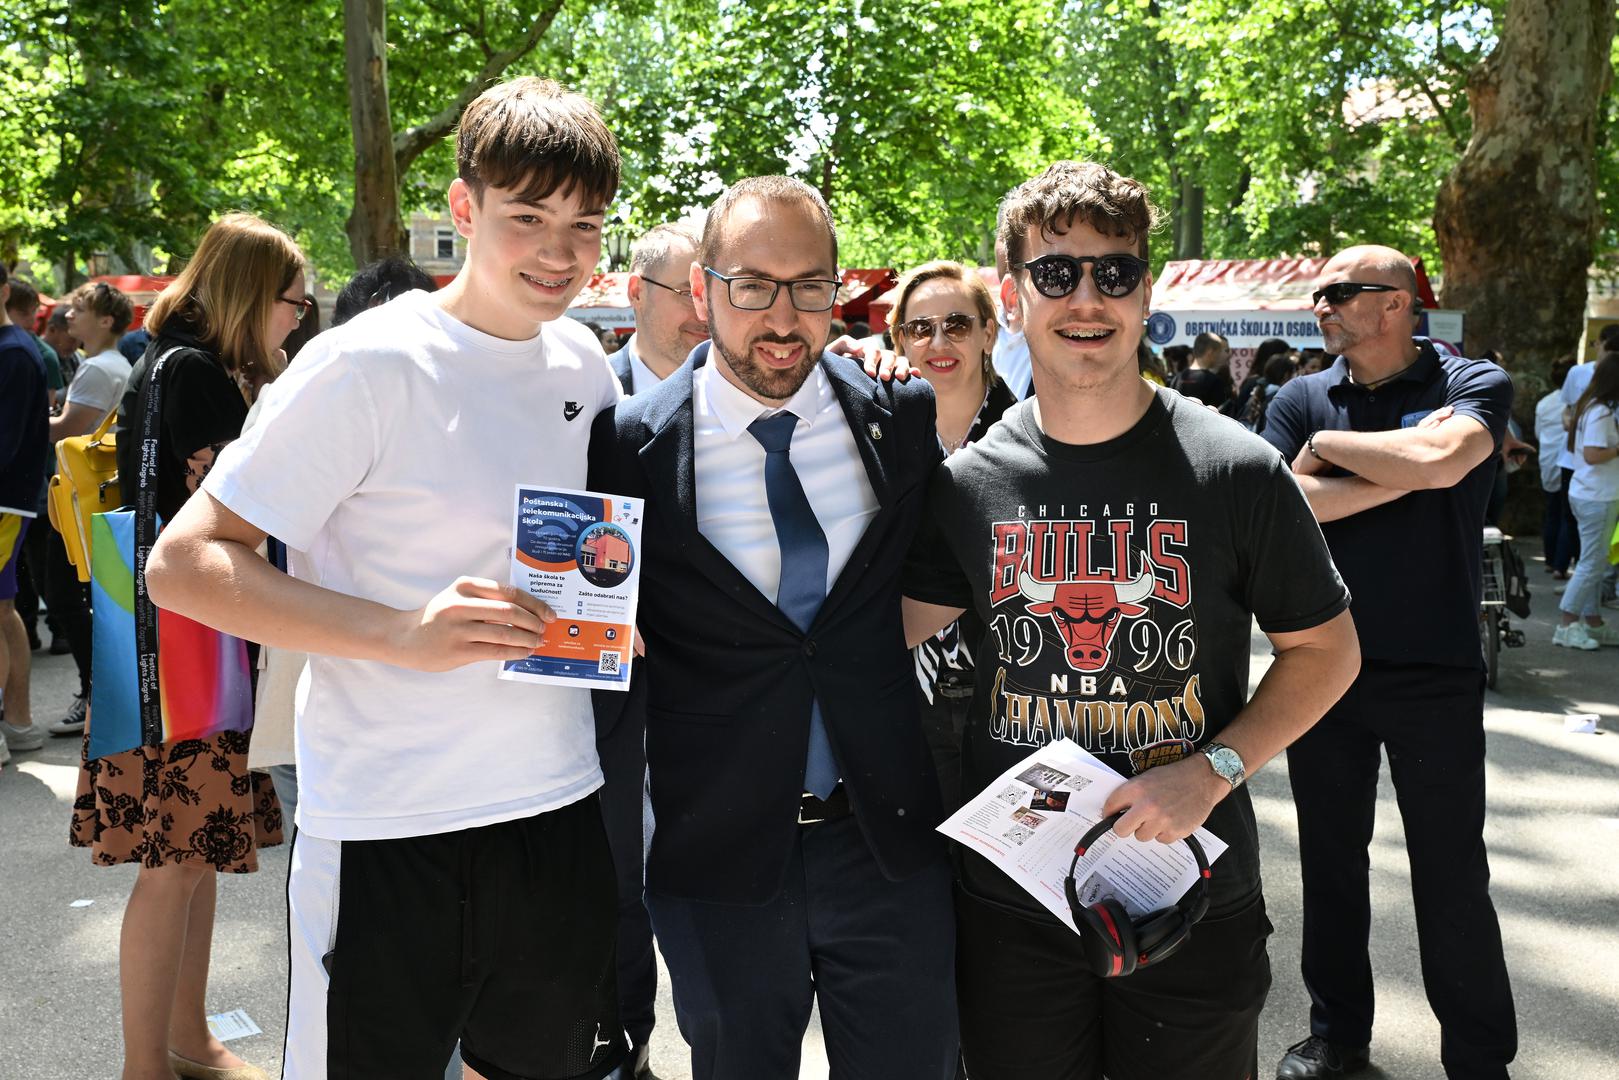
[596,216,707,1079]
[607,219,709,396]
[588,176,957,1080]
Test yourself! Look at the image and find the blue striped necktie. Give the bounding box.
[748,412,839,799]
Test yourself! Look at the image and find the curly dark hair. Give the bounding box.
[997,161,1164,267]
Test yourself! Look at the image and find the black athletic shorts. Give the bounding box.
[956,886,1272,1080]
[284,794,627,1080]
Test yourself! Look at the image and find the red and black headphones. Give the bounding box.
[1063,810,1212,978]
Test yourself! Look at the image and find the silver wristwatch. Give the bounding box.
[1200,742,1246,789]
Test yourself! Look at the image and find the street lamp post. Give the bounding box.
[605,218,633,271]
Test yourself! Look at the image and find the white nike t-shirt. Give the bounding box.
[204,291,622,840]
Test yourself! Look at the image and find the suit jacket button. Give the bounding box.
[804,640,817,657]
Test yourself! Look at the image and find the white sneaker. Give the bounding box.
[1585,622,1619,647]
[1,721,45,752]
[1555,623,1601,651]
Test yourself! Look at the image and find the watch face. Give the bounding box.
[1206,746,1243,782]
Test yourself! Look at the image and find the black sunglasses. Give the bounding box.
[1312,282,1397,307]
[642,276,694,300]
[1012,254,1150,300]
[897,312,981,345]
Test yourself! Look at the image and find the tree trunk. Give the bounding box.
[1176,177,1205,260]
[1434,0,1617,405]
[344,0,403,266]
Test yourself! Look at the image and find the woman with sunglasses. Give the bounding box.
[71,212,303,1080]
[886,260,1016,811]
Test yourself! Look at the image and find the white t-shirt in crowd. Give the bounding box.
[1557,362,1596,471]
[1533,390,1565,492]
[65,347,132,418]
[1569,401,1619,503]
[203,291,622,841]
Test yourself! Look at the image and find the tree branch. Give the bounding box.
[392,0,565,174]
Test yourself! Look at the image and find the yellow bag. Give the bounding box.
[47,410,120,583]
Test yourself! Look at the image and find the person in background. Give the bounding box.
[1536,356,1579,578]
[1169,330,1232,408]
[1297,348,1329,376]
[331,254,438,326]
[1137,340,1169,385]
[1230,336,1291,419]
[51,281,134,444]
[1554,350,1619,650]
[69,212,298,1080]
[1161,343,1191,378]
[886,259,1014,813]
[41,306,81,388]
[119,325,152,364]
[1241,350,1297,434]
[0,263,50,764]
[1263,244,1517,1080]
[5,279,63,408]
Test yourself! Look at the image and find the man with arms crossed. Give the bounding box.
[589,176,957,1079]
[149,78,629,1080]
[902,160,1361,1080]
[1261,245,1516,1080]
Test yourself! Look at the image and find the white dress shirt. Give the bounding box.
[693,360,880,607]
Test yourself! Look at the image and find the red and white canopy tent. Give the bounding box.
[1146,257,1462,382]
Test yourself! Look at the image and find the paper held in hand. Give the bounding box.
[937,737,1227,933]
[499,485,644,691]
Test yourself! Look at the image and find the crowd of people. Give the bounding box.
[0,73,1612,1080]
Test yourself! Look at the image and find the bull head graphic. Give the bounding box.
[1018,557,1157,672]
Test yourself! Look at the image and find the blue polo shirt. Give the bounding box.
[1262,339,1512,669]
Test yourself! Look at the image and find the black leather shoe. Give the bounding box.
[1277,1035,1370,1079]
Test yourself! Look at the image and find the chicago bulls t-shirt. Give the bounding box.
[904,387,1348,920]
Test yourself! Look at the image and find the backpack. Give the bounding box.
[47,408,120,583]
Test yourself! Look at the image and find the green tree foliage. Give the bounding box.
[0,0,1611,288]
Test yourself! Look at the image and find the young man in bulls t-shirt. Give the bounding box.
[902,160,1361,1080]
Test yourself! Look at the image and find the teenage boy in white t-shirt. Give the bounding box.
[148,78,630,1080]
[50,281,134,443]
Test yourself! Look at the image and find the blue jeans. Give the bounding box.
[1561,497,1619,617]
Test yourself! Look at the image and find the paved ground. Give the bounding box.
[3,560,1617,1079]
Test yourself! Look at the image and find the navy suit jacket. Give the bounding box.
[587,344,946,904]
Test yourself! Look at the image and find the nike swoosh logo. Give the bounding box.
[563,401,583,421]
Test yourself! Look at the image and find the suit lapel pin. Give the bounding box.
[869,423,883,441]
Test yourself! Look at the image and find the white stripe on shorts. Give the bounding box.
[283,831,341,1080]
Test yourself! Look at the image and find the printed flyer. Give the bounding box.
[500,485,643,690]
[938,737,1227,931]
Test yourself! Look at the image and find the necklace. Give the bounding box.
[942,385,994,454]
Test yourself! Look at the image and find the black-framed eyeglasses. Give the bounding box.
[1012,254,1150,300]
[278,296,314,322]
[642,276,694,300]
[702,267,841,312]
[897,311,981,345]
[1311,282,1397,307]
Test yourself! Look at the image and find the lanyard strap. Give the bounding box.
[132,347,183,746]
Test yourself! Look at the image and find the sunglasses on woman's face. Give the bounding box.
[1013,253,1150,300]
[1311,282,1397,307]
[898,312,980,345]
[278,296,314,322]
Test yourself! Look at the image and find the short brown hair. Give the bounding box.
[70,281,135,335]
[888,260,998,378]
[700,176,837,270]
[456,77,620,208]
[998,161,1162,267]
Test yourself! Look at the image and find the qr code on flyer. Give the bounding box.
[598,651,622,675]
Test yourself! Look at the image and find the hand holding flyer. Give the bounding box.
[937,737,1226,934]
[499,485,644,690]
